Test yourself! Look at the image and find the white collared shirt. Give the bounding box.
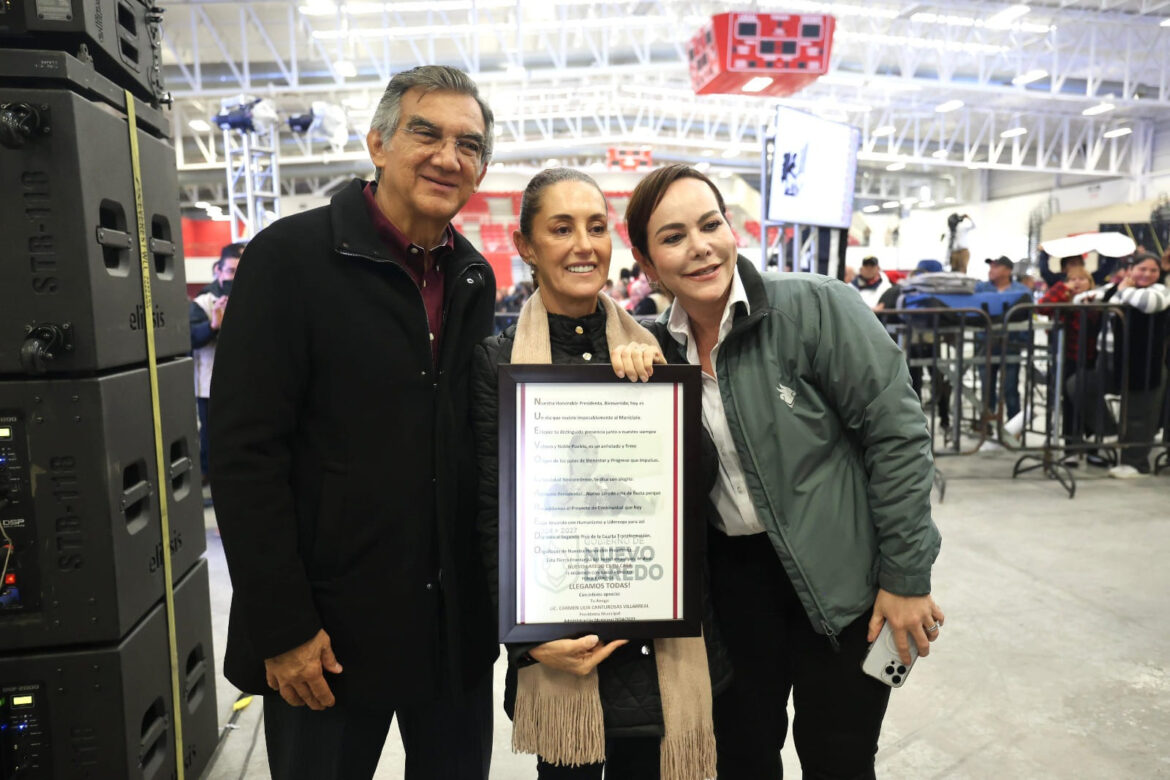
[667,269,766,536]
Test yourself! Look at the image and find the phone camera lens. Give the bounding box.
[896,665,906,674]
[891,675,902,684]
[884,666,895,675]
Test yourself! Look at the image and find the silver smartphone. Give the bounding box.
[860,620,919,688]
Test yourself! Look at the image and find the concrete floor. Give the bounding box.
[200,447,1170,779]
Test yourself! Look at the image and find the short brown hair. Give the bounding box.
[625,164,727,259]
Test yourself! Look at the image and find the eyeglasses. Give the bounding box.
[400,123,484,163]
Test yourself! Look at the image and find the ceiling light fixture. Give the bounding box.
[887,161,906,171]
[742,77,774,93]
[872,125,896,137]
[1082,101,1115,116]
[1000,127,1028,138]
[838,30,1009,55]
[1103,127,1132,139]
[985,4,1031,29]
[862,205,880,213]
[935,99,964,113]
[881,201,899,208]
[931,149,949,159]
[188,119,212,133]
[1011,69,1048,85]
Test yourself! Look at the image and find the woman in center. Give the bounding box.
[471,168,725,779]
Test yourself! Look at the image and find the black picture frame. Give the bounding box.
[497,363,703,643]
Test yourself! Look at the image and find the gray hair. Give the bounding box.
[370,65,494,180]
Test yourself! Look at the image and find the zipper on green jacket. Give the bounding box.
[719,310,841,651]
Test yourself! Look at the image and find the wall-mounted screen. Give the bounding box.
[767,106,861,229]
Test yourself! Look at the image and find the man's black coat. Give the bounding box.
[209,179,499,709]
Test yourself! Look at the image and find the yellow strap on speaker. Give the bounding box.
[125,89,186,780]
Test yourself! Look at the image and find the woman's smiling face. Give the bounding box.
[637,177,737,317]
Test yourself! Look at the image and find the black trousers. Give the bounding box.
[536,736,660,779]
[263,671,493,780]
[708,530,891,780]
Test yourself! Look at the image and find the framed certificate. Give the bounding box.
[497,364,703,643]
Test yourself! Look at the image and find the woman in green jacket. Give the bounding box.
[620,165,945,779]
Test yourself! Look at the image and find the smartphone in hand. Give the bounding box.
[861,620,919,688]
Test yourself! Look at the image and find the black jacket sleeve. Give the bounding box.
[470,337,504,610]
[208,228,322,659]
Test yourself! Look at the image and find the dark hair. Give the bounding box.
[370,65,494,179]
[861,256,879,266]
[1131,251,1166,283]
[625,164,727,259]
[215,242,247,270]
[517,168,607,240]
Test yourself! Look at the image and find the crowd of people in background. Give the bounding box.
[843,245,1169,478]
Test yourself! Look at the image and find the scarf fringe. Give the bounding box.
[660,726,718,780]
[511,667,606,766]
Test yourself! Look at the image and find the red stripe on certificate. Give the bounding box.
[519,383,526,624]
[673,384,679,620]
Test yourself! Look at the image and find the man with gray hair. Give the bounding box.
[210,65,498,778]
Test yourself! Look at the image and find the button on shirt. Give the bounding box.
[666,268,765,536]
[362,182,453,364]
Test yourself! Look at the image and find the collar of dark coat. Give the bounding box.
[328,178,485,279]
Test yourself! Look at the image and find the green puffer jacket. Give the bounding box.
[653,258,941,641]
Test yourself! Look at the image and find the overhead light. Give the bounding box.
[919,185,931,201]
[334,60,357,78]
[966,163,981,170]
[935,99,964,113]
[1001,127,1028,138]
[862,205,880,213]
[872,125,896,137]
[194,201,211,209]
[886,161,906,171]
[1162,18,1170,27]
[188,118,212,133]
[1104,127,1133,139]
[838,30,1008,55]
[1012,69,1048,85]
[298,0,336,15]
[695,161,711,172]
[910,10,1050,34]
[742,77,774,93]
[931,149,949,159]
[1082,101,1115,116]
[986,5,1030,29]
[700,148,717,157]
[881,201,900,209]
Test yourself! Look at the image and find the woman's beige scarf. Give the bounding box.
[509,289,717,780]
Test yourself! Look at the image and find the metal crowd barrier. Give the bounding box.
[878,301,1170,499]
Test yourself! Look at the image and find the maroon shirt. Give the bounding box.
[362,182,454,364]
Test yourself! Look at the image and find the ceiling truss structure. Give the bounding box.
[158,1,1170,207]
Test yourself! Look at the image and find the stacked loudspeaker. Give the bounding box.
[0,2,219,778]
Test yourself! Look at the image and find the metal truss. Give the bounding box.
[223,128,282,240]
[157,0,1170,205]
